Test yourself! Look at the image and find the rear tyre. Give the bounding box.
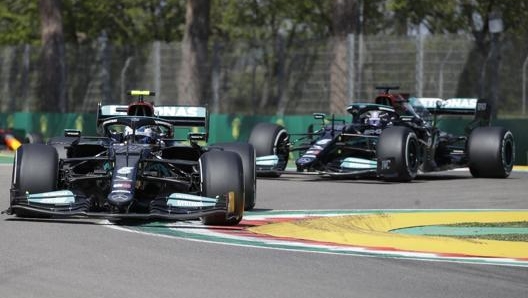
[248,122,289,177]
[376,126,419,182]
[468,127,515,178]
[11,144,58,217]
[213,142,257,210]
[24,132,43,144]
[200,151,244,225]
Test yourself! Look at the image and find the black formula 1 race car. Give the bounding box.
[0,127,43,150]
[4,91,256,225]
[248,87,515,182]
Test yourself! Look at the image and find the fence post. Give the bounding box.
[522,54,528,115]
[99,31,111,104]
[438,45,453,98]
[211,41,221,114]
[347,34,355,104]
[415,34,424,97]
[153,41,161,101]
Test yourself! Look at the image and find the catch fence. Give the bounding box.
[1,34,527,116]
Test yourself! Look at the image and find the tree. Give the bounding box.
[389,0,528,117]
[210,0,331,114]
[39,0,67,112]
[0,0,39,45]
[178,0,210,105]
[329,0,357,113]
[61,0,186,45]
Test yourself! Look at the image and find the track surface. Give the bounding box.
[1,164,527,298]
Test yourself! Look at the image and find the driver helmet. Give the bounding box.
[392,95,407,112]
[124,126,159,144]
[365,110,387,127]
[392,95,418,117]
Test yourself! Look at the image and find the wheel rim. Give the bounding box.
[274,131,289,170]
[502,133,515,169]
[406,135,419,174]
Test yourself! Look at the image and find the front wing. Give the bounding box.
[255,155,378,178]
[4,190,237,221]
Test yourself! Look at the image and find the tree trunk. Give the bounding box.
[178,0,210,105]
[39,0,67,112]
[330,0,357,114]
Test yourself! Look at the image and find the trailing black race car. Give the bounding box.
[4,90,256,225]
[248,86,515,182]
[0,127,43,150]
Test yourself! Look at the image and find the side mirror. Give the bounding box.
[313,113,326,120]
[64,129,81,138]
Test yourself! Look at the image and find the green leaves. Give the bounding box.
[211,0,330,41]
[0,0,187,45]
[388,0,528,35]
[0,0,39,44]
[2,0,527,45]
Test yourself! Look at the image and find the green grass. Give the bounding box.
[437,222,528,242]
[0,151,14,164]
[446,234,528,242]
[444,221,528,228]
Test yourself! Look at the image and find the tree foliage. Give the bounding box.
[388,0,528,35]
[211,0,331,42]
[0,0,186,45]
[3,0,526,45]
[2,0,528,114]
[0,0,40,44]
[389,0,528,116]
[61,0,186,44]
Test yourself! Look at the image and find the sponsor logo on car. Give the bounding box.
[109,190,131,202]
[117,167,134,175]
[155,106,206,117]
[113,183,132,189]
[363,128,383,135]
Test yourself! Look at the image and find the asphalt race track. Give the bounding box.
[1,163,527,298]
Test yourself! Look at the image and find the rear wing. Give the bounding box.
[411,97,482,115]
[411,97,491,128]
[97,104,208,127]
[96,104,209,141]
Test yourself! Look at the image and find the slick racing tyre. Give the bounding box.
[200,150,244,226]
[11,144,58,217]
[248,122,289,177]
[468,127,515,178]
[24,132,43,144]
[212,142,257,211]
[376,126,419,182]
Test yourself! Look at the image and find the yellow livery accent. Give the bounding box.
[129,90,154,96]
[227,192,235,213]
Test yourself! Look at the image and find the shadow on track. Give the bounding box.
[257,171,473,184]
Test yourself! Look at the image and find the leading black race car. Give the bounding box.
[248,87,515,181]
[4,90,256,225]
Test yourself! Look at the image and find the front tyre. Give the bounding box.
[212,142,257,211]
[200,151,244,225]
[11,144,58,217]
[468,127,515,178]
[376,126,420,182]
